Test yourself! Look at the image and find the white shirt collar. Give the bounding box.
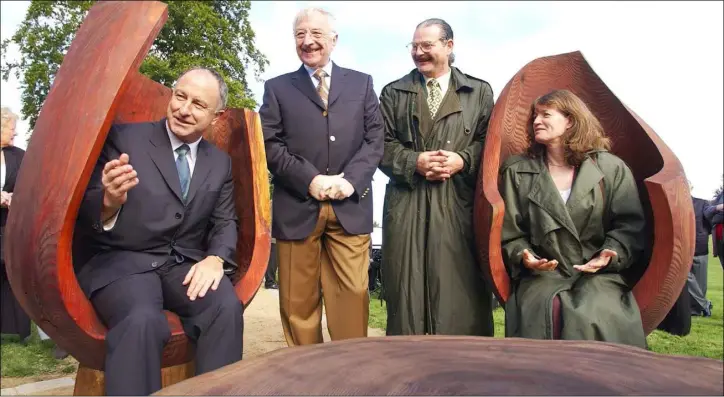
[424,68,452,95]
[165,120,201,161]
[304,60,333,79]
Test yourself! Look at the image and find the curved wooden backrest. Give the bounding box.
[5,1,270,370]
[473,51,695,334]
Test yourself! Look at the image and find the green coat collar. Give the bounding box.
[526,153,606,241]
[390,67,474,93]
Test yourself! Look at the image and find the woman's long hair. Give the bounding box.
[526,90,611,167]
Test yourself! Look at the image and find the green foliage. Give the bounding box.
[1,0,268,131]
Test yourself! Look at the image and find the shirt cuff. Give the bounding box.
[102,206,122,231]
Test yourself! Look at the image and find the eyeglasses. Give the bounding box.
[295,29,333,41]
[406,39,445,53]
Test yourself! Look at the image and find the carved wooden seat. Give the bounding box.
[474,51,694,335]
[4,2,270,395]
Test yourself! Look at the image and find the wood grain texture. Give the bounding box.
[473,51,694,335]
[153,336,723,396]
[74,362,194,396]
[4,0,270,382]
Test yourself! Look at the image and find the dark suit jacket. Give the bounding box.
[260,62,384,240]
[74,119,239,297]
[693,196,711,256]
[1,145,25,262]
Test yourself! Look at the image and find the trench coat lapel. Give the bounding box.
[566,156,605,229]
[527,157,580,241]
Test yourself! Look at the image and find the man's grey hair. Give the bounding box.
[1,106,18,130]
[173,67,228,112]
[292,7,337,37]
[416,18,455,65]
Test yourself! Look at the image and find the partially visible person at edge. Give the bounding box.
[499,89,648,348]
[1,107,30,341]
[704,188,723,268]
[689,187,713,317]
[378,18,495,336]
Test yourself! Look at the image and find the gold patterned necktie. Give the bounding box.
[314,69,329,109]
[427,78,442,119]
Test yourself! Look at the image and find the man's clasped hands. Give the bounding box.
[309,173,355,201]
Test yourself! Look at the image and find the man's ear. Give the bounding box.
[211,109,226,125]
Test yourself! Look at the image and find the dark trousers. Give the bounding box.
[265,243,278,286]
[1,260,31,340]
[657,280,691,336]
[91,260,243,395]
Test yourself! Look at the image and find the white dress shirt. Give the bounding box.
[103,122,202,231]
[304,60,333,91]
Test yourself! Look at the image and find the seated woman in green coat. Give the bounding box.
[500,89,647,348]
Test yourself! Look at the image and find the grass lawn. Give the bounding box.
[0,326,77,378]
[369,244,723,360]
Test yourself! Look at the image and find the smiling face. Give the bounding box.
[294,11,337,69]
[410,24,452,78]
[166,69,223,143]
[532,105,572,146]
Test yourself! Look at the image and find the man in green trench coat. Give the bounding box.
[378,18,495,335]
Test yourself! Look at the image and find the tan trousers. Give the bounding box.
[277,201,370,346]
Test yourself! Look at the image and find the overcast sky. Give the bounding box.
[2,1,722,225]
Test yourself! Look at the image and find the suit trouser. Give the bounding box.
[277,201,370,346]
[90,260,243,396]
[688,254,711,313]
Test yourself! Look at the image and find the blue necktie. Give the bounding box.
[175,144,191,202]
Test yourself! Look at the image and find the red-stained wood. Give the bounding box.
[4,0,270,393]
[153,336,723,396]
[473,51,694,335]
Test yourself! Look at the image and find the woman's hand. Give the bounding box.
[0,191,11,208]
[574,249,617,273]
[521,249,558,271]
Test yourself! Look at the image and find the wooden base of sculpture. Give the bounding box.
[73,361,194,396]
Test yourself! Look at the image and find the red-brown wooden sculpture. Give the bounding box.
[4,1,271,394]
[474,51,694,335]
[153,336,723,395]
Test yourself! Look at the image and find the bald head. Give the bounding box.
[166,67,228,143]
[174,67,228,112]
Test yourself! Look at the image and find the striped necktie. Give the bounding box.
[314,69,329,109]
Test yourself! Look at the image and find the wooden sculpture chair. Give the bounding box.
[4,2,271,395]
[474,51,694,336]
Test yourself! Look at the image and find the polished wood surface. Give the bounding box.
[74,362,194,396]
[4,0,270,390]
[154,336,723,396]
[473,51,694,334]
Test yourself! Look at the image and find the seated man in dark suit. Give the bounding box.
[75,67,242,396]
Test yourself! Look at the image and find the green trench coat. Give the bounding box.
[378,67,495,336]
[500,151,647,348]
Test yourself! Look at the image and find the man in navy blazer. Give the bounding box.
[260,7,384,346]
[75,68,242,395]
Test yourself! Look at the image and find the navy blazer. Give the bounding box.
[260,63,384,240]
[74,119,239,296]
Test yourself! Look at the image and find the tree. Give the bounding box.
[373,221,381,228]
[1,0,268,131]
